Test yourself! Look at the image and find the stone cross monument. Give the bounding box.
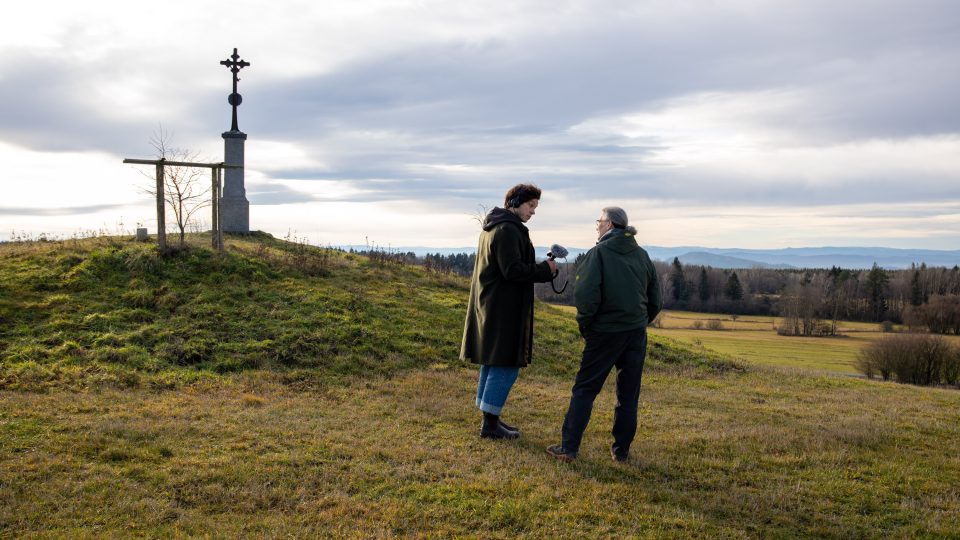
[219,48,251,233]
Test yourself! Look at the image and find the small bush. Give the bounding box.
[879,321,895,333]
[909,295,960,334]
[691,320,704,330]
[706,319,724,331]
[811,321,834,337]
[857,333,959,387]
[945,348,960,386]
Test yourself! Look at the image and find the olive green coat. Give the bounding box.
[460,208,555,367]
[575,229,662,333]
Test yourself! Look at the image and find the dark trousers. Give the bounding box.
[561,327,647,457]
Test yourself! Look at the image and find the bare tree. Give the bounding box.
[777,279,824,336]
[471,203,490,229]
[143,126,210,248]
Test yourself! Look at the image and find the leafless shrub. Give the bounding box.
[945,348,960,386]
[811,321,834,337]
[908,295,960,335]
[248,232,333,277]
[359,237,411,268]
[280,231,333,276]
[706,319,724,331]
[857,333,959,387]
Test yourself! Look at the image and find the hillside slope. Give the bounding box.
[2,235,959,537]
[0,234,497,387]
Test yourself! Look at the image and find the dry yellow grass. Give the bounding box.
[551,307,960,374]
[658,310,897,333]
[3,365,960,537]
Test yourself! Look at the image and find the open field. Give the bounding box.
[553,307,960,375]
[650,328,874,374]
[658,310,891,334]
[653,311,885,374]
[3,236,960,536]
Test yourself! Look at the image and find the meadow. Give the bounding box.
[2,235,959,537]
[655,310,959,375]
[549,307,893,374]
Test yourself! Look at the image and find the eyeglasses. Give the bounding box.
[595,219,609,225]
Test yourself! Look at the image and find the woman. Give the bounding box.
[460,184,557,439]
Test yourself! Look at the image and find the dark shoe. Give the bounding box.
[546,444,576,462]
[611,449,629,463]
[480,413,520,440]
[498,418,520,435]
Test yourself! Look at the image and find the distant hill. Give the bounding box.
[337,243,960,270]
[672,251,793,269]
[643,246,960,269]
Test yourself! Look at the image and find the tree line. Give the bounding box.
[350,246,960,336]
[535,257,960,335]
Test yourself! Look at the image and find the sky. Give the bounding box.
[1,0,958,250]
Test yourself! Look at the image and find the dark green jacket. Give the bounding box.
[460,208,555,367]
[575,229,662,333]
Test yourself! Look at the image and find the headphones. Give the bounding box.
[507,186,531,208]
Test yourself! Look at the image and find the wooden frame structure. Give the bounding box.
[123,158,240,251]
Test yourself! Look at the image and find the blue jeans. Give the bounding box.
[476,365,520,415]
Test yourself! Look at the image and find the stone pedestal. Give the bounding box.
[221,130,249,233]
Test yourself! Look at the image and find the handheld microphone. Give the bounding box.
[547,244,568,260]
[546,244,569,293]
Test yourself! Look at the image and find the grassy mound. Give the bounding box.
[0,234,734,390]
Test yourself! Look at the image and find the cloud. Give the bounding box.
[1,0,959,247]
[0,204,129,216]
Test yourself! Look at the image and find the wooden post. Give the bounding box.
[216,167,224,252]
[211,168,219,250]
[155,161,166,251]
[123,158,239,252]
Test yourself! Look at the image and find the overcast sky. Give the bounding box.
[1,0,958,250]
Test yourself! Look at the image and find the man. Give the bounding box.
[546,206,662,462]
[461,184,557,439]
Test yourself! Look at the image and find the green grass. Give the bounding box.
[2,235,960,537]
[0,233,481,389]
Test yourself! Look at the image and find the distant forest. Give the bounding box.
[350,248,960,335]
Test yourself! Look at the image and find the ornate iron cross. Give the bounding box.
[220,48,250,131]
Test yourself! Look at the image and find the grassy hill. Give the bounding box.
[2,234,959,537]
[1,233,476,388]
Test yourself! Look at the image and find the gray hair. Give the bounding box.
[602,206,637,235]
